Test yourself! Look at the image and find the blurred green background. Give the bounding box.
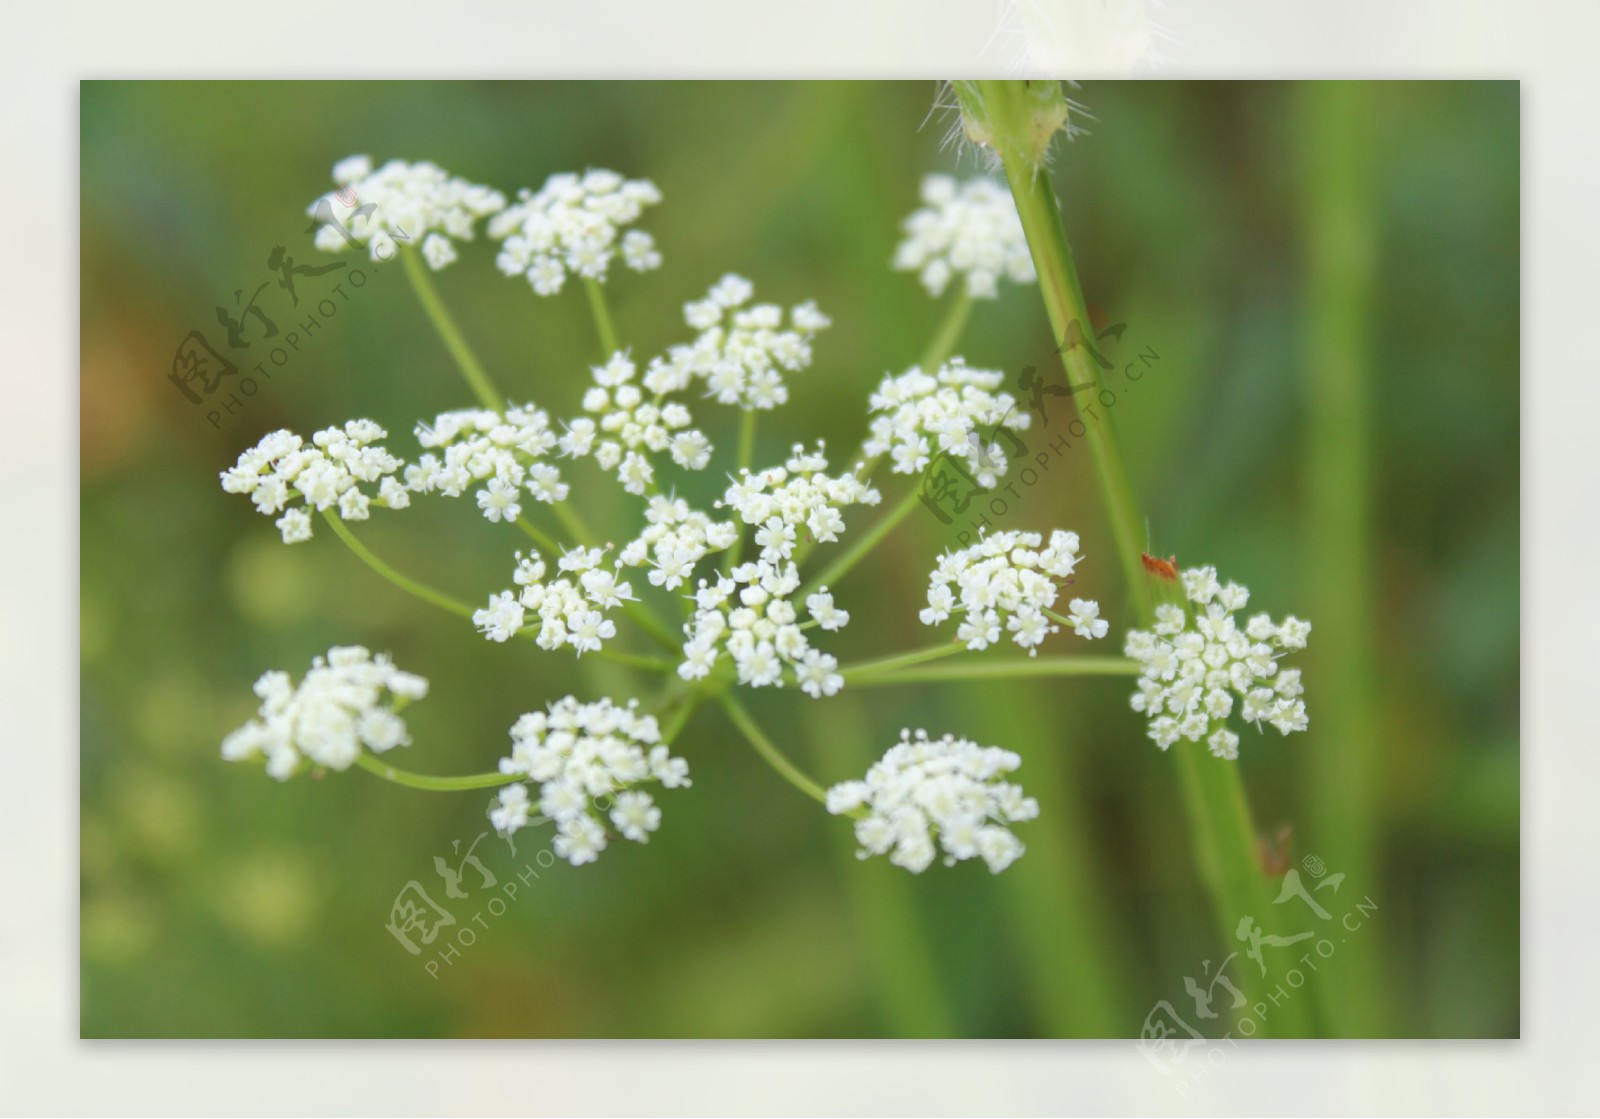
[79,81,1518,1038]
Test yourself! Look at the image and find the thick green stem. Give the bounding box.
[979,79,1314,1036]
[801,486,923,600]
[919,285,973,373]
[400,248,504,412]
[583,276,621,358]
[981,83,1147,608]
[354,752,512,792]
[1300,80,1384,1035]
[719,693,829,805]
[844,654,1138,688]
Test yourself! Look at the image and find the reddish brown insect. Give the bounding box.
[1141,552,1179,582]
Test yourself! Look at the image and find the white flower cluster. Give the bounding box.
[718,443,882,565]
[406,406,569,522]
[892,175,1036,299]
[864,357,1031,484]
[651,274,832,411]
[488,169,663,295]
[309,156,507,269]
[473,546,634,655]
[921,529,1103,653]
[1124,565,1312,759]
[677,562,847,698]
[825,728,1036,874]
[220,422,407,544]
[489,696,690,866]
[670,449,871,694]
[221,646,428,780]
[616,494,738,592]
[561,353,713,495]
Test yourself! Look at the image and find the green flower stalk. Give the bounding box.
[965,78,1318,1036]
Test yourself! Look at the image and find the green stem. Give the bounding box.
[981,83,1147,607]
[727,410,758,570]
[323,510,675,673]
[354,752,512,792]
[801,486,923,600]
[719,693,829,805]
[837,641,965,683]
[550,500,598,548]
[919,285,973,372]
[322,510,475,619]
[979,79,1314,1036]
[844,654,1139,688]
[661,687,704,743]
[400,247,504,412]
[515,515,562,555]
[583,276,621,358]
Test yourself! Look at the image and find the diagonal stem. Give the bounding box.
[919,285,973,373]
[800,486,923,601]
[400,247,504,412]
[322,510,674,673]
[583,276,621,358]
[979,78,1315,1036]
[719,693,829,805]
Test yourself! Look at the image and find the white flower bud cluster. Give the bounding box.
[864,357,1031,484]
[473,546,635,656]
[309,156,507,268]
[648,274,831,411]
[718,444,881,566]
[1124,566,1311,758]
[489,695,690,866]
[221,646,428,780]
[559,353,713,495]
[921,529,1103,654]
[219,422,406,544]
[825,728,1037,874]
[405,406,569,522]
[892,175,1035,299]
[487,169,663,295]
[616,494,739,592]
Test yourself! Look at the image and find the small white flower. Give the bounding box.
[1064,597,1108,640]
[892,175,1035,300]
[827,728,1035,874]
[1124,563,1311,760]
[473,590,525,643]
[221,646,426,779]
